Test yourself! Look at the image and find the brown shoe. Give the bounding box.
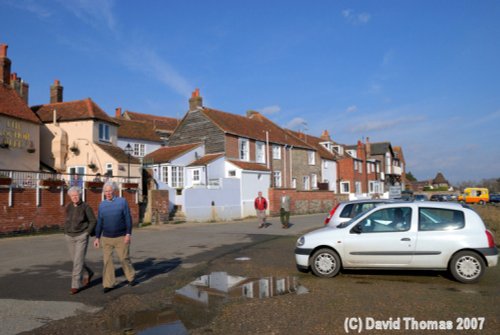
[70,288,79,295]
[82,271,94,287]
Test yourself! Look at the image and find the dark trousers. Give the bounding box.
[280,209,290,226]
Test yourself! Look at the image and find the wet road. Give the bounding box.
[0,214,322,335]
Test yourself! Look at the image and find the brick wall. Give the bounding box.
[0,187,139,236]
[268,188,348,216]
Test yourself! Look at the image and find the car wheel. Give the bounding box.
[449,251,485,284]
[310,248,341,278]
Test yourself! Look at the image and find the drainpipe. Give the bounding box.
[265,131,270,169]
[283,145,288,188]
[289,146,294,187]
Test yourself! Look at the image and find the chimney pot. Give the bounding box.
[189,88,203,110]
[115,107,122,118]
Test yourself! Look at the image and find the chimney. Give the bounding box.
[366,137,371,157]
[246,110,259,118]
[115,107,122,118]
[50,79,63,103]
[189,88,203,110]
[0,44,12,86]
[320,130,331,141]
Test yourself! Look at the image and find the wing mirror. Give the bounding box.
[351,224,363,234]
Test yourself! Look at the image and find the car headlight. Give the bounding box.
[297,236,305,247]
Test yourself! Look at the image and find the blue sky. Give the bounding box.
[1,0,499,184]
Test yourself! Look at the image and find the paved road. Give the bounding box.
[0,214,324,335]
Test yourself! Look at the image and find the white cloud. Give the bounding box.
[285,117,308,130]
[121,45,192,97]
[56,0,117,32]
[350,115,425,133]
[346,105,358,113]
[341,9,371,25]
[260,105,281,115]
[3,0,52,18]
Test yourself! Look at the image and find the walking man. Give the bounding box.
[93,181,136,293]
[65,186,96,295]
[254,191,268,228]
[280,191,291,228]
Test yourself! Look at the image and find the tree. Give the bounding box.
[406,171,417,182]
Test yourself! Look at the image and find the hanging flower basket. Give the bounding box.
[88,163,97,170]
[39,179,65,189]
[122,182,139,189]
[85,181,104,189]
[0,177,12,186]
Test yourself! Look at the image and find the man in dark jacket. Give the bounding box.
[93,181,136,293]
[65,186,96,295]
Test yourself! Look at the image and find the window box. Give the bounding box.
[85,181,104,189]
[0,177,12,186]
[39,179,65,189]
[122,182,138,189]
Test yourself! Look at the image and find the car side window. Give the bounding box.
[418,208,465,231]
[339,204,354,218]
[354,207,412,233]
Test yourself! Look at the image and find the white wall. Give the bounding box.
[241,171,271,217]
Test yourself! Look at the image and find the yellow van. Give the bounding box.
[458,188,489,204]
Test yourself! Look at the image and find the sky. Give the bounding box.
[1,0,499,184]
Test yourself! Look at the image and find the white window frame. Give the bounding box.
[162,166,169,184]
[272,145,281,159]
[308,151,315,165]
[273,171,282,187]
[256,141,266,164]
[355,181,362,194]
[133,143,145,157]
[340,181,350,194]
[292,178,297,189]
[105,163,113,177]
[311,173,318,189]
[192,169,200,184]
[239,138,249,161]
[359,161,363,173]
[98,123,110,142]
[303,176,310,190]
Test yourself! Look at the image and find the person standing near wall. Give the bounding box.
[280,191,291,228]
[65,186,96,295]
[93,181,136,293]
[254,191,268,228]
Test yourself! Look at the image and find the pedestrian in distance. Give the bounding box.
[280,191,291,228]
[254,191,268,228]
[65,186,96,295]
[93,181,137,293]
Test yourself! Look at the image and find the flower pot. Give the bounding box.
[122,182,138,189]
[85,181,104,189]
[0,177,12,186]
[39,179,65,188]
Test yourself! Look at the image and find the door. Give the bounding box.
[343,207,416,267]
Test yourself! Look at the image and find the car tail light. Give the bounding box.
[485,230,496,248]
[324,203,340,225]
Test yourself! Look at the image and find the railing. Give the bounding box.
[0,169,140,189]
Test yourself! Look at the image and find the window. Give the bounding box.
[273,171,282,187]
[133,143,145,157]
[98,123,110,142]
[369,181,380,194]
[356,207,412,233]
[105,163,113,178]
[312,174,318,189]
[256,141,266,163]
[292,178,297,188]
[308,151,315,165]
[303,176,310,190]
[340,181,350,194]
[355,181,362,194]
[228,170,236,177]
[359,162,363,173]
[239,138,249,161]
[192,169,200,183]
[272,145,281,159]
[162,166,169,184]
[418,208,465,231]
[171,166,184,188]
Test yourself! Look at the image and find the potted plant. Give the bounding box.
[0,174,12,186]
[39,178,65,188]
[88,163,97,170]
[69,142,79,153]
[27,141,36,153]
[85,180,104,189]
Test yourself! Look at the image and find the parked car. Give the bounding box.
[323,199,395,227]
[489,193,500,204]
[414,194,428,201]
[296,202,498,283]
[430,194,448,202]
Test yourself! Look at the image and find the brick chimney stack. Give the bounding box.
[320,130,331,141]
[189,88,203,111]
[50,79,63,103]
[366,137,371,157]
[115,107,122,118]
[10,73,30,104]
[0,44,12,86]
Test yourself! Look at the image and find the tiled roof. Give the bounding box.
[113,118,162,142]
[188,153,225,167]
[286,129,337,161]
[0,85,41,124]
[201,109,313,149]
[94,143,141,164]
[144,143,202,164]
[227,159,270,172]
[124,111,179,132]
[433,172,449,185]
[32,98,118,125]
[368,142,393,156]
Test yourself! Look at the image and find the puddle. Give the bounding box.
[116,272,306,334]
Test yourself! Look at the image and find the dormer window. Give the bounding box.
[332,145,344,155]
[99,123,110,142]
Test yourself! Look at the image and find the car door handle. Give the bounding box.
[400,238,411,241]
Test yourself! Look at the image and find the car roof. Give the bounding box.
[372,201,468,210]
[339,199,398,204]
